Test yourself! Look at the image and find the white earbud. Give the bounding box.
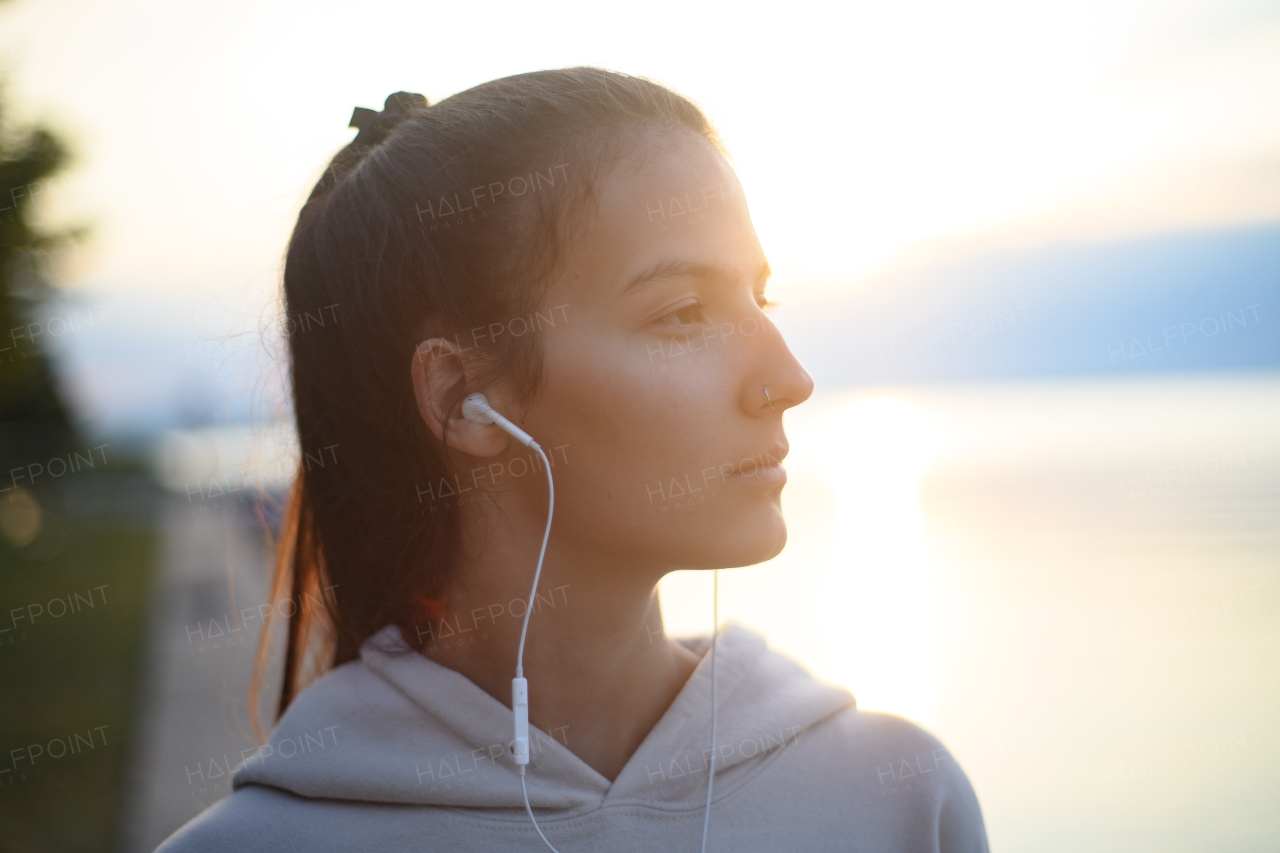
[462,392,541,451]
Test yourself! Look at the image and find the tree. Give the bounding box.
[0,80,85,470]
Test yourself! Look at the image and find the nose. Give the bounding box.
[745,314,814,414]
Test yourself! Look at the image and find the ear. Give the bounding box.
[410,338,512,457]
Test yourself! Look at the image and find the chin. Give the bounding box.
[733,521,788,567]
[688,507,788,569]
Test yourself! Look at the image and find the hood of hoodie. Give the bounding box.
[233,622,855,813]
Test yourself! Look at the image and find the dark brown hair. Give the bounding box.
[255,67,723,726]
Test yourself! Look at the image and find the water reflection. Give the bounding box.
[661,373,1280,852]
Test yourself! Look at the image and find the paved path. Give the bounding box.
[117,495,273,853]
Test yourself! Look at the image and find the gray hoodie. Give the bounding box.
[156,622,988,852]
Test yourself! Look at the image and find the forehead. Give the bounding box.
[552,130,761,300]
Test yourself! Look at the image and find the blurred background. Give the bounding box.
[0,0,1276,850]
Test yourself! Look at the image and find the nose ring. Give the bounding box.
[764,385,775,409]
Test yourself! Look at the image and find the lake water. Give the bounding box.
[659,372,1280,852]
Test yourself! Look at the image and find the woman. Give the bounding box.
[158,68,988,852]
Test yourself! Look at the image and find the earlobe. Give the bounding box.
[409,338,510,457]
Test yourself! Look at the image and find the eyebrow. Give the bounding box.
[618,259,772,296]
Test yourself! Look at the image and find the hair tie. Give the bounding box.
[349,91,428,147]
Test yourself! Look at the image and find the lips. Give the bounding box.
[726,444,789,488]
[727,463,787,488]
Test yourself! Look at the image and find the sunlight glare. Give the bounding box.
[807,394,943,724]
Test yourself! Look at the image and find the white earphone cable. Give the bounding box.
[521,765,562,853]
[700,569,719,853]
[516,444,554,678]
[517,445,562,853]
[491,412,716,853]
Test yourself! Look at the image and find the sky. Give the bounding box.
[3,0,1280,312]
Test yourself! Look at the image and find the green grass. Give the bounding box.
[0,506,159,853]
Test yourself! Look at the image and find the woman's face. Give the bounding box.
[513,129,814,574]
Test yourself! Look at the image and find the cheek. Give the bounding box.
[533,326,782,565]
[540,327,733,503]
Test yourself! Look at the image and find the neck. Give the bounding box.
[419,509,702,782]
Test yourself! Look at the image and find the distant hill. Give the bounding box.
[41,221,1280,441]
[774,221,1280,388]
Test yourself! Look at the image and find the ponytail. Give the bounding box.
[250,472,336,733]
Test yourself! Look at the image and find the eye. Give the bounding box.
[656,300,707,327]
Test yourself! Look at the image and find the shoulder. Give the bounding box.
[153,786,304,852]
[790,707,990,853]
[828,705,952,756]
[152,784,392,852]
